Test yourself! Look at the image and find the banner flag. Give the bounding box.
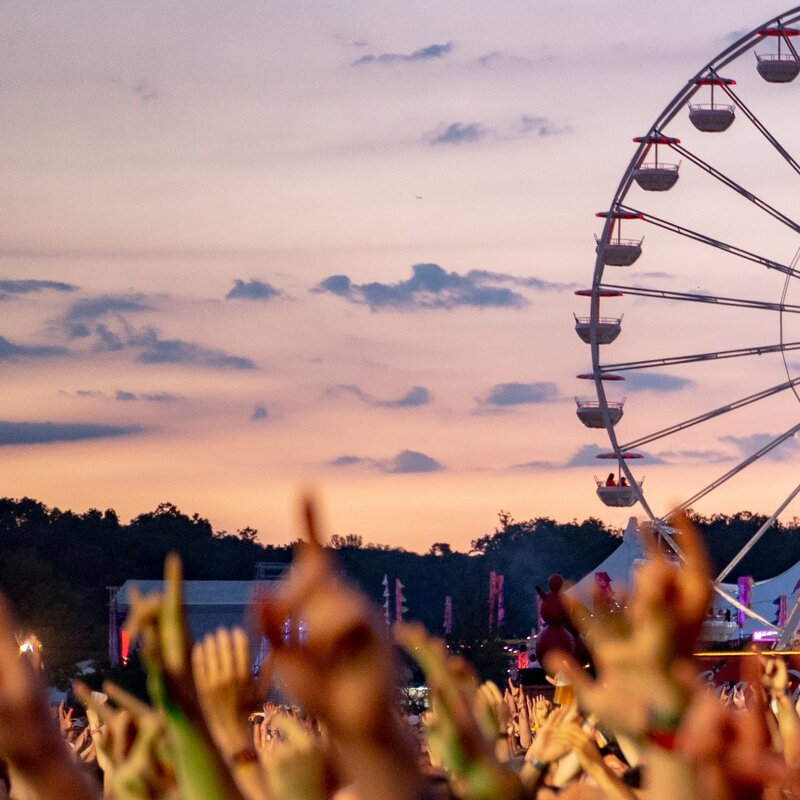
[776,594,788,627]
[496,574,505,628]
[444,595,453,635]
[395,578,407,622]
[737,575,753,629]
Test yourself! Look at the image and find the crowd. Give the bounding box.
[2,499,800,799]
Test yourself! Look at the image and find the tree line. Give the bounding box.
[1,497,798,683]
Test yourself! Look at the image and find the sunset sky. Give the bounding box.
[3,1,800,551]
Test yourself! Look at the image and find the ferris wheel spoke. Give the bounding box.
[718,81,800,177]
[600,340,800,373]
[711,584,779,630]
[661,422,800,520]
[617,203,800,280]
[715,480,800,583]
[618,374,800,452]
[668,140,800,234]
[599,283,800,313]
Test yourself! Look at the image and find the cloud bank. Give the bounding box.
[0,279,78,296]
[352,42,453,66]
[331,384,432,408]
[314,263,535,310]
[481,382,558,407]
[226,279,281,301]
[0,421,141,446]
[328,449,444,473]
[0,336,69,361]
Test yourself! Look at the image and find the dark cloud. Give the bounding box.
[563,444,667,468]
[623,373,694,392]
[513,442,671,471]
[141,392,181,402]
[467,270,575,291]
[475,51,555,68]
[0,336,68,361]
[226,279,282,301]
[331,384,432,408]
[64,294,152,322]
[384,450,443,473]
[352,42,453,66]
[66,389,182,403]
[93,323,126,351]
[720,433,800,463]
[328,455,364,467]
[251,403,268,422]
[654,448,732,464]
[133,329,256,370]
[318,275,352,296]
[328,449,444,473]
[61,302,257,370]
[425,117,569,145]
[381,386,431,408]
[314,263,528,310]
[133,82,158,102]
[512,458,559,470]
[637,271,674,279]
[0,420,141,446]
[0,279,77,294]
[564,444,610,468]
[482,382,558,407]
[428,122,488,145]
[724,29,750,43]
[65,323,92,339]
[519,115,570,137]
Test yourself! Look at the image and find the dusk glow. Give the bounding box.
[3,1,800,549]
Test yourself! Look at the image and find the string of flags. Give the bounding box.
[396,578,408,622]
[488,571,505,631]
[381,574,409,624]
[382,574,391,627]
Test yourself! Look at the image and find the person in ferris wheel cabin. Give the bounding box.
[605,472,617,487]
[620,476,628,487]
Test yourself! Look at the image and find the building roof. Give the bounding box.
[115,580,278,607]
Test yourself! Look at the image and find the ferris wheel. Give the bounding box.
[575,6,800,638]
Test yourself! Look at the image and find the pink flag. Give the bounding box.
[488,570,498,629]
[737,576,753,629]
[776,594,788,627]
[496,574,505,628]
[382,574,391,626]
[395,579,408,622]
[595,572,614,603]
[443,595,453,635]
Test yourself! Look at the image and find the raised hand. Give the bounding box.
[0,596,101,800]
[192,627,271,800]
[76,680,177,800]
[396,621,523,800]
[260,714,328,800]
[124,553,246,800]
[260,498,422,800]
[553,721,636,800]
[545,514,711,743]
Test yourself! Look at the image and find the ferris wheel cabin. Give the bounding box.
[595,211,644,266]
[573,313,622,345]
[575,398,624,428]
[632,135,680,192]
[595,482,641,508]
[755,27,800,82]
[688,76,736,132]
[594,453,644,508]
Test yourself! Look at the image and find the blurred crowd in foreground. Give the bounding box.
[3,500,800,800]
